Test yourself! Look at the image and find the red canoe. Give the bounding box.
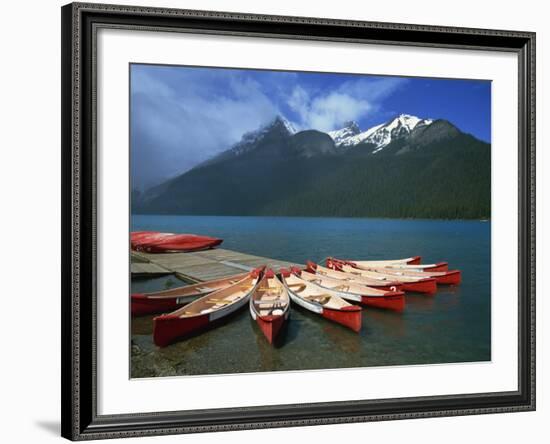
[153,269,262,347]
[339,256,423,266]
[131,231,223,253]
[307,261,403,292]
[280,269,362,332]
[294,266,405,312]
[131,231,172,249]
[349,258,448,272]
[131,272,249,316]
[329,259,437,295]
[249,269,291,344]
[362,266,461,285]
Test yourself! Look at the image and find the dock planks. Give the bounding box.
[131,248,299,283]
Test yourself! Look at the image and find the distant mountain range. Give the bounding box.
[133,114,490,219]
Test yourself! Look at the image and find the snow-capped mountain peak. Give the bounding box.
[197,115,298,168]
[272,115,298,135]
[369,114,433,153]
[328,121,361,146]
[329,114,433,153]
[230,115,297,155]
[382,114,433,136]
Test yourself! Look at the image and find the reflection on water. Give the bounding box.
[366,310,407,339]
[130,216,490,377]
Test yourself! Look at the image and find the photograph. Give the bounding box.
[129,64,491,378]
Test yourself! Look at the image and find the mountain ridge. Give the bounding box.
[133,114,490,219]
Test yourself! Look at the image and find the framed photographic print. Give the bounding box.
[61,2,536,440]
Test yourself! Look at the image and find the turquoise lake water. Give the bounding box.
[130,215,491,377]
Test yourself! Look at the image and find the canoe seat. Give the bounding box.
[259,294,280,300]
[259,287,282,295]
[306,294,331,305]
[205,298,235,304]
[332,285,350,291]
[254,299,284,305]
[204,302,228,308]
[196,286,214,293]
[200,308,214,314]
[287,283,306,293]
[260,292,282,298]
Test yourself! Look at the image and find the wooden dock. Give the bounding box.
[131,248,300,283]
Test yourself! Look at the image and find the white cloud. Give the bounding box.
[287,77,406,132]
[131,69,279,189]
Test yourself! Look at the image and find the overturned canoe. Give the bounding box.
[131,231,172,249]
[153,269,262,347]
[131,231,223,253]
[249,269,290,344]
[315,260,403,291]
[294,266,405,312]
[280,269,362,332]
[330,260,437,295]
[131,272,249,316]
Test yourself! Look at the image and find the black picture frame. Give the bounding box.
[61,2,536,440]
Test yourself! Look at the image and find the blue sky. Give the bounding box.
[131,64,491,189]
